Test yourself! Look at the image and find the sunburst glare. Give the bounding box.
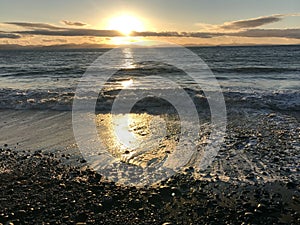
[107,14,144,36]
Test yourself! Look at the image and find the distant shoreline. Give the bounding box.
[1,43,300,51]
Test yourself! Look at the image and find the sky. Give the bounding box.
[0,0,299,47]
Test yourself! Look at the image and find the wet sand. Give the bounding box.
[0,109,299,224]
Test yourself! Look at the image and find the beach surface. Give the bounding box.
[0,108,299,224]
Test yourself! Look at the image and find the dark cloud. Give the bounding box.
[196,14,300,31]
[11,28,300,40]
[0,31,21,39]
[61,20,87,27]
[132,31,180,37]
[3,21,218,39]
[233,29,300,39]
[220,14,285,30]
[184,32,217,38]
[5,22,63,30]
[2,15,300,41]
[42,38,67,43]
[3,22,122,37]
[15,29,123,37]
[132,31,214,38]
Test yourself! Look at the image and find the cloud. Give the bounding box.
[9,27,300,40]
[196,14,300,31]
[4,21,122,37]
[2,14,300,41]
[234,28,300,39]
[42,38,67,43]
[0,31,21,39]
[5,22,63,30]
[15,29,122,37]
[183,32,217,38]
[149,29,300,40]
[220,14,285,30]
[132,31,214,38]
[132,31,180,37]
[61,20,87,27]
[4,21,215,38]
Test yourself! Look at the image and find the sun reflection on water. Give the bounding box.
[94,48,180,167]
[96,113,179,167]
[122,48,135,69]
[120,79,133,88]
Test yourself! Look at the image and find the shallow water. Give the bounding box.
[0,109,298,186]
[0,45,299,111]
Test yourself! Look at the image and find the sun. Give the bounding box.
[107,14,144,36]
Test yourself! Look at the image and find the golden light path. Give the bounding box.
[120,79,133,88]
[96,113,178,168]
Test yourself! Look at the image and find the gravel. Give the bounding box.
[0,110,299,224]
[0,145,299,225]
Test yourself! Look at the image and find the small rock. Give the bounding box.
[268,113,276,118]
[80,159,87,163]
[286,181,297,189]
[273,156,280,162]
[246,173,255,180]
[75,212,88,222]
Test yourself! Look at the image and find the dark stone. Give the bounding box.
[75,212,88,222]
[246,173,255,180]
[273,156,280,162]
[286,181,297,189]
[80,159,87,163]
[101,195,114,209]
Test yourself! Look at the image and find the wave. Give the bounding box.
[0,87,299,112]
[212,67,300,74]
[1,66,298,82]
[0,67,86,78]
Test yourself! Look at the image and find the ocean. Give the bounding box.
[0,45,299,111]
